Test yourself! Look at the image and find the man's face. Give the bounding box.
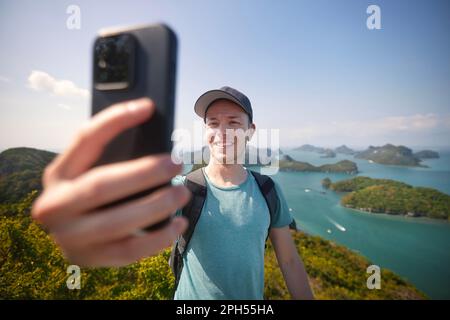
[204,99,255,164]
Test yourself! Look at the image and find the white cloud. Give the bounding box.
[27,70,89,99]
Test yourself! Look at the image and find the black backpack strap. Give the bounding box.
[169,168,207,290]
[178,169,207,255]
[250,170,297,239]
[250,170,277,241]
[170,168,297,292]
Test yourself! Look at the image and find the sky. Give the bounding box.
[1,0,449,152]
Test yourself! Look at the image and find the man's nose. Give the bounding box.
[215,124,230,137]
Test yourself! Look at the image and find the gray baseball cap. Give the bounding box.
[194,86,253,123]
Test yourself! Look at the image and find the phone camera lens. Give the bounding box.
[94,34,135,89]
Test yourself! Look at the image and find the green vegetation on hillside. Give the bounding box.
[323,176,450,220]
[1,192,426,299]
[264,230,425,300]
[0,147,56,203]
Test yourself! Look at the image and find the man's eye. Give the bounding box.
[230,121,240,125]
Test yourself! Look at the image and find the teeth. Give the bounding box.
[214,142,233,147]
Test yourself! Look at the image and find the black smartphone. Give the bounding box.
[91,23,178,232]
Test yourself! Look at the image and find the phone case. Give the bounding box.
[91,23,178,231]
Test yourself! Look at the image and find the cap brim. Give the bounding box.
[194,89,245,119]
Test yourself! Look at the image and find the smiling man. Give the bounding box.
[171,86,314,300]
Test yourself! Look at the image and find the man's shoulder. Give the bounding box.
[247,170,279,191]
[172,168,206,186]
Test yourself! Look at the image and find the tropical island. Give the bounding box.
[278,155,357,174]
[0,147,426,299]
[335,145,356,155]
[294,144,326,153]
[184,146,282,168]
[413,150,440,159]
[294,144,355,157]
[355,144,425,167]
[320,149,336,158]
[187,150,358,174]
[322,176,450,220]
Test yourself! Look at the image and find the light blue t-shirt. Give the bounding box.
[173,167,293,300]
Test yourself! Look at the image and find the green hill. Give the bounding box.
[323,176,450,220]
[0,147,56,204]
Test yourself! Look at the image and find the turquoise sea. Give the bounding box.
[271,150,450,299]
[183,149,450,299]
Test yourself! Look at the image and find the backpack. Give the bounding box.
[168,168,297,290]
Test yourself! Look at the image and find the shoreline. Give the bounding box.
[342,205,450,225]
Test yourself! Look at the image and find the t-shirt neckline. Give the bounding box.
[201,167,250,191]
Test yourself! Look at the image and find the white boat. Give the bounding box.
[327,217,347,232]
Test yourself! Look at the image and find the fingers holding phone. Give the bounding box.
[32,98,190,267]
[44,98,154,185]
